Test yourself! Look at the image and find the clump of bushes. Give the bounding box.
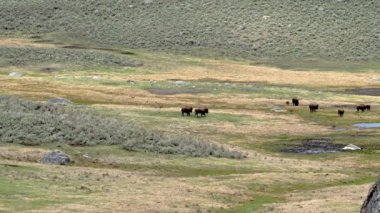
[0,96,243,158]
[123,134,243,158]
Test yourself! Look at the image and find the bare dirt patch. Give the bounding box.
[0,38,56,48]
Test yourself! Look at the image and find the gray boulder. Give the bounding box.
[40,150,71,165]
[361,177,380,213]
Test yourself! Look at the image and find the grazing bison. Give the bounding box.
[357,104,371,112]
[309,103,319,112]
[338,109,345,117]
[195,108,208,117]
[292,98,299,106]
[181,107,193,116]
[357,104,367,112]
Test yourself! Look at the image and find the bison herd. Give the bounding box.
[180,99,372,118]
[356,104,371,112]
[181,107,209,117]
[289,98,371,117]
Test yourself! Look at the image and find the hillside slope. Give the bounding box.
[1,0,379,61]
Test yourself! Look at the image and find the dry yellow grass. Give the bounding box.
[1,160,238,212]
[0,146,46,162]
[2,76,377,115]
[260,184,371,213]
[0,137,375,212]
[121,61,379,88]
[0,38,56,48]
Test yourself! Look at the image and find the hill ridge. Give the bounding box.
[1,0,379,61]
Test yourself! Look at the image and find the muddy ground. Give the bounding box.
[281,139,345,154]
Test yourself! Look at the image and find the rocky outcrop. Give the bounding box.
[361,177,380,213]
[40,150,71,165]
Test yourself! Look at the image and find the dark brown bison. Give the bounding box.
[181,107,193,116]
[195,108,208,117]
[338,109,345,117]
[292,98,299,106]
[356,104,367,112]
[357,104,371,112]
[309,103,319,112]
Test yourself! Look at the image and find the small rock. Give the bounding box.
[262,15,271,20]
[342,144,361,151]
[175,80,188,86]
[9,72,23,78]
[40,150,71,165]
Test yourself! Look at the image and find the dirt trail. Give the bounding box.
[0,38,56,48]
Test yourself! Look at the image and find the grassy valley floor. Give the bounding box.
[0,37,379,212]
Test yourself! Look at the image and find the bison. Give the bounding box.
[338,109,345,117]
[292,98,299,106]
[357,104,371,112]
[309,103,319,112]
[356,104,366,112]
[181,107,193,116]
[195,108,208,117]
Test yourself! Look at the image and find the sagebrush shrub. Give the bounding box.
[0,96,243,158]
[1,0,378,61]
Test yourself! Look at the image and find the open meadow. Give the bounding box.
[0,35,379,212]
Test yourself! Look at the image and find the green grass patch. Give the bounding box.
[0,166,85,211]
[294,107,380,127]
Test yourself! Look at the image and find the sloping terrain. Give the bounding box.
[1,0,379,61]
